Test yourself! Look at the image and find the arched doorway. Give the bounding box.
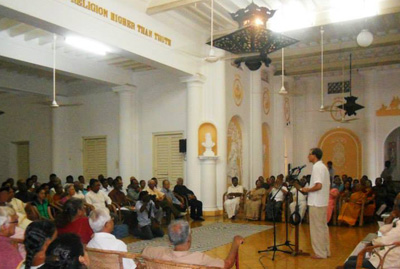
[384,127,400,181]
[318,128,362,179]
[227,115,243,186]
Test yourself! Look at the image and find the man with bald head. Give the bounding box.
[142,220,243,268]
[173,178,204,221]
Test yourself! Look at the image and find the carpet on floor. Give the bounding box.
[127,222,272,253]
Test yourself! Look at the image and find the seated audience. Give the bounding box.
[289,179,307,222]
[33,186,54,220]
[134,191,164,240]
[265,174,287,222]
[108,178,137,233]
[15,179,36,203]
[100,178,113,195]
[344,201,400,269]
[139,180,146,191]
[41,233,89,269]
[340,181,352,201]
[338,184,366,226]
[161,179,186,213]
[142,220,244,268]
[373,177,387,216]
[332,175,344,192]
[87,208,137,269]
[245,179,266,220]
[327,186,340,223]
[21,220,57,269]
[380,160,393,180]
[127,178,140,202]
[1,187,32,229]
[363,180,376,217]
[78,176,88,194]
[56,198,93,244]
[0,206,22,268]
[383,176,396,210]
[257,176,270,189]
[224,177,244,219]
[65,175,74,187]
[60,184,75,204]
[146,179,181,225]
[73,181,85,200]
[51,184,64,204]
[85,179,112,210]
[174,177,204,221]
[27,178,35,193]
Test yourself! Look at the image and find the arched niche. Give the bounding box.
[227,115,243,185]
[262,123,270,179]
[198,123,217,156]
[318,128,362,179]
[384,126,400,181]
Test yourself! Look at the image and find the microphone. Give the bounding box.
[291,165,306,172]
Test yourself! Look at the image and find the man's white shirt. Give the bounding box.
[85,190,112,209]
[307,160,330,207]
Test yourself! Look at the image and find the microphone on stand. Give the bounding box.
[291,164,306,173]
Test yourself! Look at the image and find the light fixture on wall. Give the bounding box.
[356,29,373,47]
[207,2,298,71]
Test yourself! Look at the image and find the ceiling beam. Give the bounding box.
[146,0,207,15]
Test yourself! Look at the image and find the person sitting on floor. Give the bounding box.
[0,206,22,268]
[142,220,244,268]
[55,198,93,244]
[245,179,266,220]
[173,178,204,221]
[21,220,57,269]
[265,174,287,222]
[224,177,244,219]
[41,233,89,269]
[146,179,181,225]
[134,191,164,240]
[338,184,366,226]
[85,179,112,210]
[87,208,137,269]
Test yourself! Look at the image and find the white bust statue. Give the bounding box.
[202,132,215,156]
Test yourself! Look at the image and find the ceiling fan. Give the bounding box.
[35,34,82,108]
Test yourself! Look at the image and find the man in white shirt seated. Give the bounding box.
[289,178,308,222]
[86,179,112,210]
[142,220,244,268]
[73,181,85,200]
[224,177,244,219]
[87,208,137,269]
[265,174,288,222]
[100,178,113,195]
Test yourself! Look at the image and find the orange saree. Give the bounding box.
[338,191,366,226]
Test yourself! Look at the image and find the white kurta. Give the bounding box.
[224,185,244,218]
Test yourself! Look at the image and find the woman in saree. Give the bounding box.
[338,184,366,226]
[245,179,266,220]
[327,185,340,223]
[363,180,376,217]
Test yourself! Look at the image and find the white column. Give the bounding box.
[113,85,137,186]
[249,70,263,188]
[180,74,205,198]
[199,156,219,212]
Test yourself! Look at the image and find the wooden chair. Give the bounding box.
[143,254,240,269]
[356,242,400,269]
[86,247,141,269]
[175,193,190,221]
[222,189,247,219]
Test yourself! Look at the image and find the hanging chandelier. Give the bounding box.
[207,2,298,71]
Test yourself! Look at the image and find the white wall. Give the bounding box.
[0,94,52,183]
[135,70,187,182]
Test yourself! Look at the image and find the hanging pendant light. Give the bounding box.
[205,0,219,63]
[278,47,287,95]
[357,29,373,47]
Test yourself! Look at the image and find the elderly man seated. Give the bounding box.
[87,208,137,269]
[142,220,244,268]
[0,206,22,268]
[146,179,181,225]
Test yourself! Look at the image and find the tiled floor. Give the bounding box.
[122,216,378,269]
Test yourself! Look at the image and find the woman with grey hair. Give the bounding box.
[142,220,244,268]
[0,206,22,268]
[87,208,137,269]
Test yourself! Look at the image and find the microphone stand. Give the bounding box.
[258,183,292,260]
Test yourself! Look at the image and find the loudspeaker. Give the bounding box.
[179,139,186,153]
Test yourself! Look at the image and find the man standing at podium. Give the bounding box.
[300,148,330,259]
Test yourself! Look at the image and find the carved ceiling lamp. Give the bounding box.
[207,2,298,71]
